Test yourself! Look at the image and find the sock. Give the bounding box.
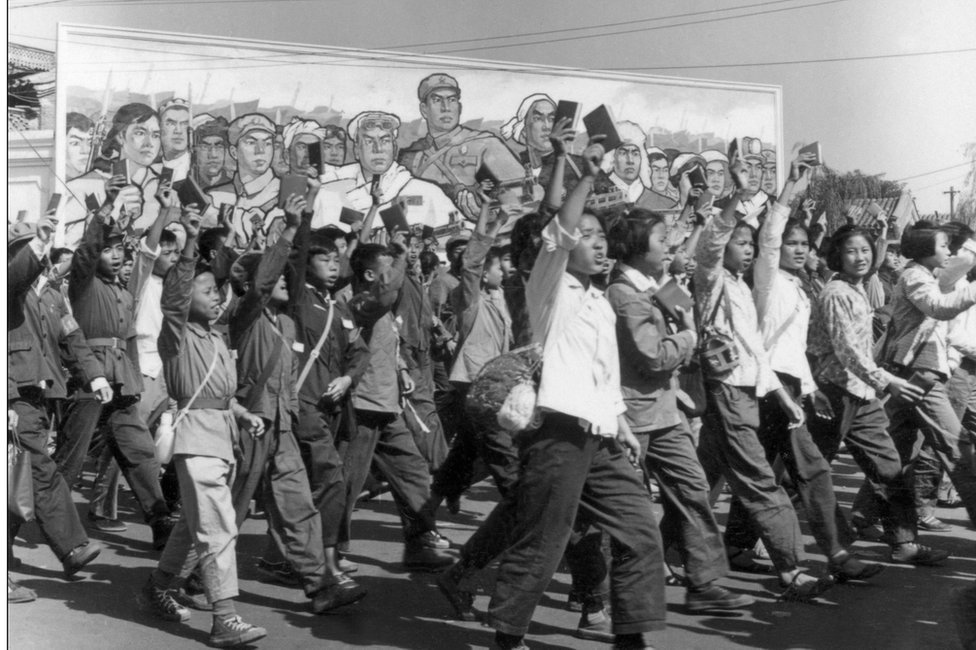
[495,631,524,649]
[212,598,236,619]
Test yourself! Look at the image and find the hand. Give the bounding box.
[802,198,816,215]
[887,377,925,404]
[8,409,18,433]
[104,174,127,203]
[35,215,58,245]
[400,369,415,395]
[549,117,576,156]
[283,194,306,228]
[808,390,835,420]
[113,184,143,216]
[155,185,178,209]
[678,170,693,202]
[305,165,322,200]
[349,219,364,234]
[95,384,114,404]
[456,189,480,221]
[775,388,805,429]
[370,178,383,206]
[789,152,817,182]
[615,427,642,466]
[674,305,696,332]
[580,136,606,177]
[181,210,201,239]
[250,212,265,231]
[389,230,407,255]
[325,376,352,402]
[444,338,457,357]
[238,412,266,438]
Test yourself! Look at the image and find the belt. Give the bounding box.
[176,397,231,410]
[961,357,976,373]
[86,337,126,349]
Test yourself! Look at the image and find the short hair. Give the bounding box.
[825,225,877,272]
[350,243,392,283]
[939,221,975,255]
[198,226,229,260]
[496,243,511,257]
[419,250,440,277]
[509,212,545,271]
[66,112,93,134]
[50,247,72,265]
[159,230,179,247]
[731,220,758,245]
[102,103,158,158]
[900,220,941,260]
[606,208,667,261]
[309,238,339,258]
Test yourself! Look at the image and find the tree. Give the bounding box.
[955,142,976,228]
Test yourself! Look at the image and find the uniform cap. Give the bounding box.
[346,111,401,142]
[701,149,729,165]
[193,114,229,143]
[227,113,276,146]
[417,73,460,102]
[646,146,668,163]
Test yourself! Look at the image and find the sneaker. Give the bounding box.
[828,552,885,584]
[419,530,452,550]
[890,542,950,566]
[62,541,103,578]
[8,576,36,603]
[917,515,954,532]
[566,589,584,612]
[87,513,127,533]
[686,584,755,612]
[311,573,367,614]
[140,577,191,622]
[210,615,267,647]
[575,608,614,642]
[256,558,303,587]
[403,544,454,572]
[436,563,477,621]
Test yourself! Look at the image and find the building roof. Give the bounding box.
[843,191,919,240]
[8,43,55,73]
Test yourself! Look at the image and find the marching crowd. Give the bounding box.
[8,84,976,650]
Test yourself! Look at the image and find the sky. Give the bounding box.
[8,0,976,214]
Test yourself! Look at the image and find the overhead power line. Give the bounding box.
[613,46,976,70]
[894,161,973,183]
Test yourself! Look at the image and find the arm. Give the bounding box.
[347,251,407,329]
[68,204,111,301]
[607,285,696,377]
[454,229,495,334]
[753,202,790,321]
[287,208,314,316]
[821,288,896,393]
[541,117,575,217]
[157,215,201,361]
[903,266,976,321]
[692,189,740,319]
[7,241,46,299]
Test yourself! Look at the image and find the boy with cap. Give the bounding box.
[8,210,105,581]
[139,209,268,647]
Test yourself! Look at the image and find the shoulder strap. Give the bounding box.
[174,349,221,426]
[295,300,335,393]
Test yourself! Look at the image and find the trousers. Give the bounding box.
[402,346,449,472]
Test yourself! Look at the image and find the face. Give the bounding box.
[190,272,223,321]
[732,158,763,194]
[705,161,727,196]
[231,130,274,178]
[883,249,902,272]
[649,158,670,192]
[288,133,321,172]
[363,254,394,284]
[161,107,190,157]
[921,232,952,270]
[780,226,810,271]
[194,135,227,178]
[118,117,161,168]
[334,237,348,256]
[805,248,820,272]
[723,225,755,274]
[153,241,180,276]
[66,127,92,174]
[613,145,642,183]
[839,234,874,279]
[524,100,556,154]
[762,163,777,195]
[321,136,346,166]
[500,251,514,279]
[406,236,423,266]
[98,242,124,278]
[420,90,461,135]
[119,260,134,285]
[269,274,289,305]
[355,126,396,176]
[483,257,504,289]
[642,222,669,275]
[567,214,607,276]
[309,251,341,289]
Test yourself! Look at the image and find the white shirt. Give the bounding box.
[161,151,191,183]
[527,219,625,437]
[753,202,817,395]
[948,277,976,368]
[132,241,164,379]
[609,172,647,204]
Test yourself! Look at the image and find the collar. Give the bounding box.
[609,173,645,202]
[563,271,603,299]
[186,320,216,338]
[617,262,658,293]
[427,125,463,149]
[234,169,276,198]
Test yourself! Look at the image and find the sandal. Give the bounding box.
[779,573,833,602]
[828,552,885,584]
[728,548,773,575]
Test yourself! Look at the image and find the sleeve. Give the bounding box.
[903,266,976,321]
[822,288,895,392]
[347,255,407,329]
[454,231,493,337]
[287,212,313,318]
[753,202,789,322]
[7,244,45,300]
[68,209,107,303]
[606,284,696,378]
[692,201,737,325]
[157,255,197,361]
[127,237,161,305]
[58,304,104,385]
[948,306,976,362]
[526,218,579,345]
[232,234,294,337]
[339,308,371,386]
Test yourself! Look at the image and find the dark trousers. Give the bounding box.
[9,394,89,559]
[698,383,804,573]
[806,383,916,545]
[403,346,449,472]
[432,359,463,447]
[637,418,727,588]
[231,424,328,597]
[336,409,435,546]
[294,405,346,547]
[432,384,520,500]
[55,395,168,522]
[724,376,847,559]
[487,413,665,637]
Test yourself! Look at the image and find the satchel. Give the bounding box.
[8,429,34,522]
[465,343,543,434]
[700,286,739,378]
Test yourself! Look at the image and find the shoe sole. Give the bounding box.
[575,629,614,642]
[890,556,950,566]
[687,597,755,612]
[64,545,102,578]
[137,594,191,622]
[210,629,267,647]
[313,587,367,614]
[830,564,885,584]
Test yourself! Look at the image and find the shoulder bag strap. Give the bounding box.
[174,348,221,427]
[295,300,335,393]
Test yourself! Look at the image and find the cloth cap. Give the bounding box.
[669,153,706,178]
[193,114,229,143]
[417,73,460,102]
[282,117,327,151]
[159,97,190,117]
[701,149,729,165]
[346,111,400,142]
[446,230,472,251]
[646,146,668,164]
[227,113,276,146]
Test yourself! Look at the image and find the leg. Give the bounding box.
[372,413,437,539]
[104,401,169,522]
[54,397,104,489]
[89,448,122,522]
[295,408,346,556]
[337,412,382,547]
[403,348,449,472]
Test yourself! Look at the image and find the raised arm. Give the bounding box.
[902,266,976,321]
[158,213,201,361]
[541,117,575,218]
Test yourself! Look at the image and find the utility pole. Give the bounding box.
[944,186,959,220]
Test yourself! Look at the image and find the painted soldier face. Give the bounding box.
[65,127,92,177]
[762,163,777,195]
[231,130,274,178]
[194,135,226,178]
[524,99,556,154]
[705,161,727,196]
[160,107,190,158]
[288,133,321,172]
[613,144,642,184]
[354,125,396,176]
[420,89,461,136]
[321,136,346,166]
[118,116,161,168]
[649,158,670,193]
[732,158,764,194]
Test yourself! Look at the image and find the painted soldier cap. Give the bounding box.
[346,111,401,142]
[417,73,460,102]
[282,117,327,151]
[701,149,729,165]
[193,114,230,143]
[646,146,668,164]
[159,97,190,117]
[227,113,276,146]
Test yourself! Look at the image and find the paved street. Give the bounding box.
[8,454,975,649]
